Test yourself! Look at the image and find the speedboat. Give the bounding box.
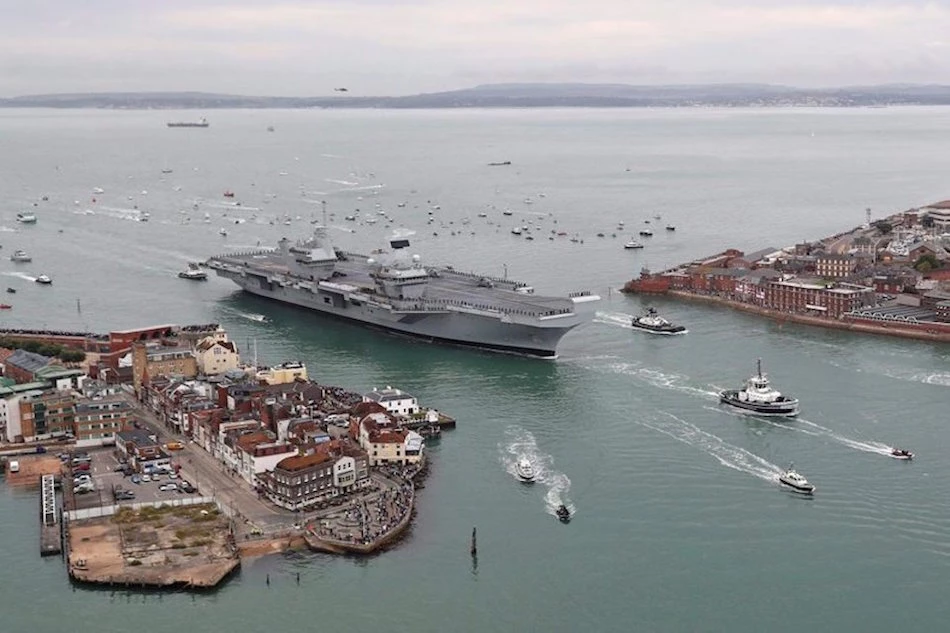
[890,448,914,460]
[624,240,644,249]
[10,250,32,262]
[16,212,37,224]
[516,458,536,482]
[35,274,52,285]
[178,263,208,281]
[779,465,815,495]
[219,228,228,236]
[6,288,15,294]
[556,504,572,523]
[630,307,687,335]
[639,229,653,237]
[666,225,676,231]
[719,359,799,417]
[0,304,11,310]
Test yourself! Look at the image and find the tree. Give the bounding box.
[914,253,941,273]
[874,220,893,235]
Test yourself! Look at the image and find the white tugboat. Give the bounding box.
[779,464,815,495]
[719,359,799,416]
[516,458,536,482]
[630,307,687,335]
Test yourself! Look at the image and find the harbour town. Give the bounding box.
[0,323,453,588]
[622,200,950,342]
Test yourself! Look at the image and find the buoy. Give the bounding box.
[470,527,477,556]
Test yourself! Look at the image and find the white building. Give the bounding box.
[363,386,418,416]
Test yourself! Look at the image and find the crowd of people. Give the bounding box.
[310,477,413,546]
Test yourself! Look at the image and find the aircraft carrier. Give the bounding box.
[206,227,599,358]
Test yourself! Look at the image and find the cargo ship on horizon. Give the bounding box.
[167,117,209,128]
[206,227,599,358]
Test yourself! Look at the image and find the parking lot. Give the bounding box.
[64,447,202,511]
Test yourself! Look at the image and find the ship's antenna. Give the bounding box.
[321,200,327,226]
[757,358,762,378]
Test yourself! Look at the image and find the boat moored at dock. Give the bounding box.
[719,359,799,416]
[206,227,598,358]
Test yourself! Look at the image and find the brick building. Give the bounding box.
[18,391,75,442]
[73,396,134,447]
[258,441,370,511]
[815,254,857,279]
[3,350,57,384]
[764,280,874,318]
[132,342,198,394]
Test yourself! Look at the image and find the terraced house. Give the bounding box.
[73,395,134,447]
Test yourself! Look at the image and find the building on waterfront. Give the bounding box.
[256,361,308,385]
[232,430,297,487]
[3,350,57,384]
[195,334,240,376]
[73,395,134,447]
[363,386,419,417]
[33,366,86,391]
[922,200,950,231]
[258,440,370,511]
[358,417,424,466]
[815,253,858,279]
[18,391,75,442]
[764,279,874,318]
[131,342,198,394]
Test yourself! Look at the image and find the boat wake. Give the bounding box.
[2,271,36,282]
[599,362,721,400]
[238,312,270,324]
[500,426,574,517]
[705,405,895,457]
[638,412,782,484]
[325,178,359,186]
[0,225,18,233]
[593,310,635,330]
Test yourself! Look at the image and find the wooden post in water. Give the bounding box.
[470,527,477,557]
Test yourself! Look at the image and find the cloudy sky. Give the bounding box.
[2,0,949,96]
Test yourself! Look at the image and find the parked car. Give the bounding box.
[73,462,91,472]
[168,472,179,479]
[114,490,136,501]
[165,441,184,451]
[130,475,141,485]
[158,483,178,492]
[141,474,151,482]
[73,482,94,494]
[73,474,91,484]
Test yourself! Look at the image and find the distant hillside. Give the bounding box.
[5,83,950,109]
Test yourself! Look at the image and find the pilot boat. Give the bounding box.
[779,465,815,495]
[516,458,536,482]
[719,359,799,417]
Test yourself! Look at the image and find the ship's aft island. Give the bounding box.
[206,227,599,358]
[623,200,950,341]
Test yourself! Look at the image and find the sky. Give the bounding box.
[2,0,950,96]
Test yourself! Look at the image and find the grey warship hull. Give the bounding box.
[207,241,596,358]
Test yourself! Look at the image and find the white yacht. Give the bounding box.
[219,228,228,236]
[16,212,37,224]
[9,250,32,263]
[779,465,815,494]
[719,359,799,416]
[35,274,52,285]
[516,458,536,482]
[624,240,644,249]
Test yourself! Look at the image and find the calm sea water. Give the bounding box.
[2,107,950,632]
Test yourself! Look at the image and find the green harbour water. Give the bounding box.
[2,107,950,631]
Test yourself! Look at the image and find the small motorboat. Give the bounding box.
[556,504,572,523]
[666,224,676,231]
[0,304,11,310]
[719,359,799,417]
[624,240,644,249]
[219,228,228,236]
[639,229,654,237]
[178,263,208,281]
[223,191,235,198]
[10,250,31,262]
[516,458,536,482]
[35,274,52,285]
[6,287,15,294]
[890,448,914,460]
[16,212,37,224]
[630,307,687,335]
[779,465,815,495]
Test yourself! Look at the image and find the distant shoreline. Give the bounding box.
[6,83,950,110]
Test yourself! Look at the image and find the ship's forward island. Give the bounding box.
[206,228,599,358]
